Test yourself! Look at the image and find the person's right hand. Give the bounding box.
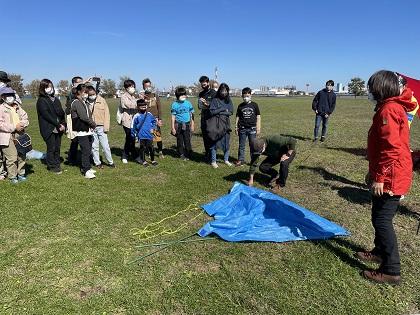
[248,178,254,186]
[200,98,207,106]
[171,128,176,136]
[315,110,318,114]
[371,182,384,196]
[15,123,24,132]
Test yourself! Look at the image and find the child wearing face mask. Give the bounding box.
[0,88,29,183]
[140,78,164,158]
[171,87,195,160]
[70,84,97,179]
[86,86,114,169]
[131,99,157,166]
[208,83,233,168]
[235,87,261,167]
[120,79,138,163]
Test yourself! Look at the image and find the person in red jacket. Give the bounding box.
[356,70,415,285]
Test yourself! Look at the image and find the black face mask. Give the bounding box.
[202,85,209,90]
[139,109,146,113]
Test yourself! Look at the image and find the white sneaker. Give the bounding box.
[224,160,232,166]
[85,170,96,179]
[122,158,128,164]
[89,169,97,174]
[211,162,219,169]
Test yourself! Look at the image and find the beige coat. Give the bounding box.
[0,103,29,146]
[119,91,137,128]
[89,95,110,132]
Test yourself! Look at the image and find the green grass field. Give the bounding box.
[1,96,419,314]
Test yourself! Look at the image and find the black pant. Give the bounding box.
[45,133,62,171]
[68,137,78,164]
[371,194,401,276]
[201,116,211,158]
[176,122,192,158]
[138,139,154,163]
[259,151,296,187]
[78,135,93,174]
[123,126,136,159]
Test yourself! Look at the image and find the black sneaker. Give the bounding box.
[313,138,318,142]
[107,163,116,168]
[151,161,158,166]
[320,136,326,142]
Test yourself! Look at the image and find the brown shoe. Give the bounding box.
[362,270,401,285]
[355,251,383,264]
[270,184,282,194]
[267,176,279,188]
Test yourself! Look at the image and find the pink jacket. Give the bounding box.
[0,103,29,146]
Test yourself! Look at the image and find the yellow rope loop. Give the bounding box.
[131,203,204,241]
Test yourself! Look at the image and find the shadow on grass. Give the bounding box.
[331,185,371,205]
[110,146,124,158]
[26,163,35,175]
[327,147,367,158]
[298,166,367,188]
[398,204,420,220]
[312,237,367,270]
[281,134,312,141]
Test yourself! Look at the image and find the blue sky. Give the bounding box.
[1,0,420,91]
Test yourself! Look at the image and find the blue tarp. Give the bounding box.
[198,182,349,242]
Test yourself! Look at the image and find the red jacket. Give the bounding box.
[367,92,415,195]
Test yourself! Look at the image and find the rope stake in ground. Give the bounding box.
[131,203,204,241]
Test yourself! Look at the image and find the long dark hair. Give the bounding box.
[215,83,231,103]
[39,79,54,97]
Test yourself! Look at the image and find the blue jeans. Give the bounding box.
[92,126,114,166]
[238,127,257,162]
[314,114,329,139]
[210,133,230,163]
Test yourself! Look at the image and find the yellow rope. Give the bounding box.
[131,203,204,241]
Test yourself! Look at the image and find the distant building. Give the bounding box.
[335,82,349,94]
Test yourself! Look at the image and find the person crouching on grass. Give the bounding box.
[171,87,195,161]
[355,70,414,285]
[131,99,157,167]
[247,135,296,192]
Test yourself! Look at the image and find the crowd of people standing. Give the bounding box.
[0,68,418,285]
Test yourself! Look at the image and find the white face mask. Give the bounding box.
[45,87,54,95]
[0,82,6,89]
[243,96,251,103]
[368,92,376,103]
[179,96,187,102]
[88,95,97,101]
[128,87,136,94]
[144,87,153,93]
[5,96,15,105]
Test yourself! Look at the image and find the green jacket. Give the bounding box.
[249,135,297,174]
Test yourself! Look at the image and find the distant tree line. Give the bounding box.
[10,73,369,99]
